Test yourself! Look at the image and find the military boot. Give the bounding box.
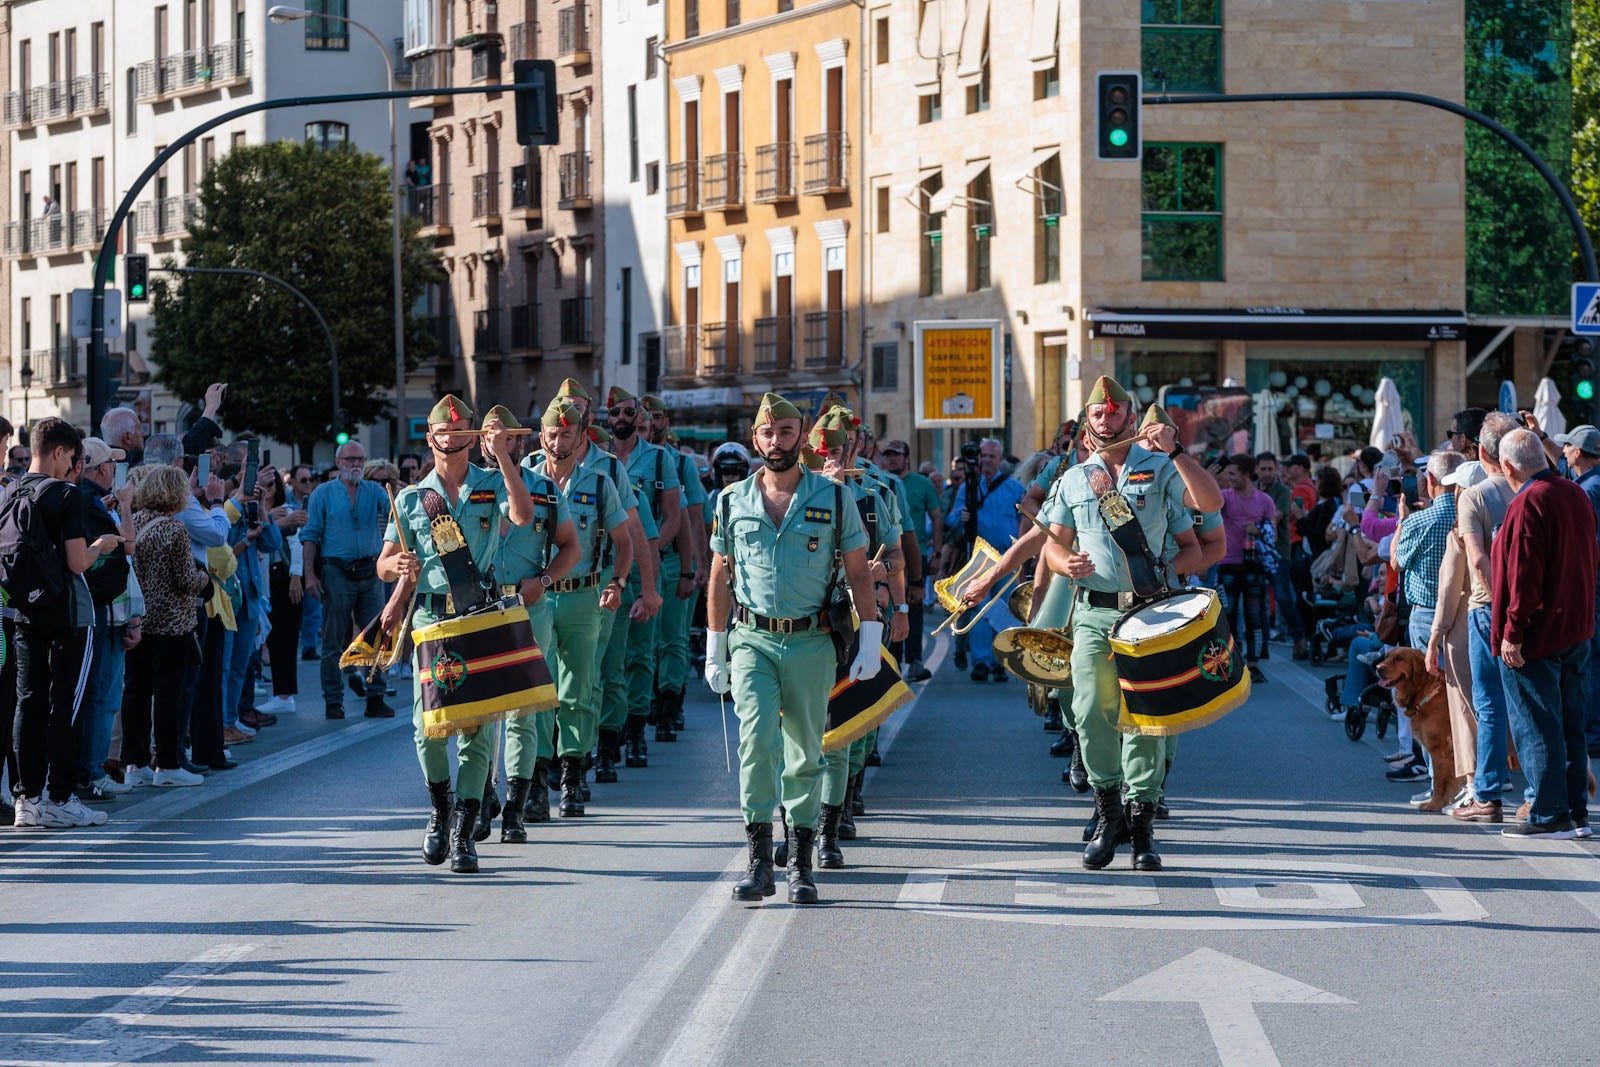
[670,688,686,731]
[838,791,858,841]
[525,760,552,823]
[654,690,679,742]
[558,756,586,817]
[1066,737,1090,793]
[624,717,649,768]
[1050,728,1075,758]
[817,804,846,869]
[594,731,620,782]
[772,806,791,868]
[731,822,776,901]
[450,798,481,874]
[1129,801,1162,871]
[473,781,500,842]
[787,827,819,904]
[545,757,562,793]
[501,777,531,843]
[850,771,867,816]
[422,780,453,865]
[1083,787,1129,870]
[1156,757,1173,820]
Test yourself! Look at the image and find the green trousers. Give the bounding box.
[730,625,835,829]
[412,638,496,801]
[504,600,557,777]
[543,585,606,759]
[654,550,692,693]
[590,579,620,731]
[600,565,662,729]
[819,730,874,806]
[1070,601,1167,802]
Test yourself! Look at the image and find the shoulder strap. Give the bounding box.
[655,447,665,491]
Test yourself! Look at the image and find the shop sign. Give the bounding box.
[913,320,1003,428]
[1086,308,1466,343]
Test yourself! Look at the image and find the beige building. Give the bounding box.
[406,0,602,425]
[863,0,1467,463]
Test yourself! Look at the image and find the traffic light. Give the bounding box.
[513,59,559,147]
[125,254,149,303]
[1576,357,1596,402]
[1096,72,1142,162]
[335,431,351,446]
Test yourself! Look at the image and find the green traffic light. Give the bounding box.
[1109,129,1130,148]
[130,284,145,298]
[336,431,350,445]
[1578,381,1596,401]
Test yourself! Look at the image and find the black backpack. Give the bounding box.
[0,474,70,619]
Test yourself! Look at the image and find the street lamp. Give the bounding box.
[268,5,407,450]
[18,359,33,435]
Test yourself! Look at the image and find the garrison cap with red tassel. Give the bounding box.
[543,397,584,428]
[428,393,475,425]
[483,404,521,429]
[1138,402,1178,431]
[754,392,803,426]
[641,394,667,414]
[606,385,636,409]
[556,378,592,402]
[1085,375,1132,413]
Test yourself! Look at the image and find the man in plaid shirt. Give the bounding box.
[1395,450,1468,651]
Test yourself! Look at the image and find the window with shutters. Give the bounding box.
[871,342,899,391]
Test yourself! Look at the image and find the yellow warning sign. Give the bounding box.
[913,321,1002,428]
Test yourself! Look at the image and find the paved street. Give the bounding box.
[3,637,1599,1066]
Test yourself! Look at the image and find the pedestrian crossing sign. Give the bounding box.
[1574,283,1600,336]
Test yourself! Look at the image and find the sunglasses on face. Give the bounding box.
[612,407,638,418]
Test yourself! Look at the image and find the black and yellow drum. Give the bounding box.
[1108,589,1249,736]
[414,599,558,739]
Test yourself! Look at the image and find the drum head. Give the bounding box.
[1113,590,1215,643]
[993,626,1075,687]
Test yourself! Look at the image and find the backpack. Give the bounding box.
[0,474,70,620]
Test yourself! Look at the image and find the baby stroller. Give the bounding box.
[1323,675,1396,742]
[1301,589,1359,666]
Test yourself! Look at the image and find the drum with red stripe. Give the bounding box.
[1108,589,1250,736]
[414,599,557,738]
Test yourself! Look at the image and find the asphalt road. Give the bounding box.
[3,637,1599,1066]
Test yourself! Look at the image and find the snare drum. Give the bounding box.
[1108,589,1249,736]
[414,599,558,739]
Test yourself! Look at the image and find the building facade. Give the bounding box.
[863,0,1467,463]
[405,0,602,426]
[660,0,861,439]
[4,0,412,444]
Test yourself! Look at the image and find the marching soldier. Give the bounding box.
[377,395,539,874]
[643,395,709,736]
[476,406,581,842]
[1033,376,1220,871]
[527,397,634,817]
[705,393,880,905]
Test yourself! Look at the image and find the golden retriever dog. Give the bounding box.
[1376,648,1459,812]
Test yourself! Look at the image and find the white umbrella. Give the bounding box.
[1253,389,1281,456]
[1533,377,1567,437]
[1368,377,1404,448]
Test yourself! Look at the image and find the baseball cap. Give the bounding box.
[81,437,126,467]
[1553,425,1600,456]
[880,440,910,456]
[1441,460,1487,489]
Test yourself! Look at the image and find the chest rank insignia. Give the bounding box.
[808,535,820,552]
[574,492,596,505]
[1126,470,1155,485]
[803,507,832,524]
[468,490,498,504]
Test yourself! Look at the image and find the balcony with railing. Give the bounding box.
[662,326,700,382]
[3,89,29,127]
[754,143,796,204]
[557,5,591,66]
[69,208,110,250]
[471,173,500,226]
[560,297,594,350]
[510,303,540,352]
[29,82,70,123]
[510,163,540,222]
[421,312,456,367]
[407,183,451,238]
[474,308,504,357]
[136,40,251,102]
[665,160,700,219]
[803,309,847,369]
[70,73,110,116]
[3,220,29,256]
[753,316,795,373]
[393,38,413,81]
[39,344,84,388]
[802,132,850,195]
[700,323,740,377]
[30,215,70,254]
[410,49,452,107]
[509,22,536,61]
[558,152,592,210]
[469,40,500,82]
[702,153,743,212]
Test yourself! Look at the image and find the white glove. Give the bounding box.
[704,629,732,694]
[849,621,885,682]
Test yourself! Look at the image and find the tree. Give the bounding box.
[149,140,439,459]
[1576,0,1600,260]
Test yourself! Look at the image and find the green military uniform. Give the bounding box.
[655,445,707,713]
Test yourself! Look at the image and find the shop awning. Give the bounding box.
[1085,307,1467,343]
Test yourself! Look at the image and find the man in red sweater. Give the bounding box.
[1492,429,1600,840]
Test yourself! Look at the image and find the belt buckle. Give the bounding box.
[775,616,794,634]
[501,584,517,597]
[1118,591,1135,611]
[445,593,456,616]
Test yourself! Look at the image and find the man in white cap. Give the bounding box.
[1552,424,1600,760]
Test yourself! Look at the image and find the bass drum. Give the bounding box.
[1108,589,1249,736]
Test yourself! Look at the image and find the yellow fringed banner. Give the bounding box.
[413,603,557,739]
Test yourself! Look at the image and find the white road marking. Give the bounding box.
[1101,948,1353,1067]
[7,943,256,1066]
[1497,835,1600,926]
[656,901,795,1067]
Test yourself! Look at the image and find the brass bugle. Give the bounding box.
[934,571,1019,636]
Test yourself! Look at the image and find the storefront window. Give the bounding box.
[1245,345,1427,459]
[1115,339,1219,405]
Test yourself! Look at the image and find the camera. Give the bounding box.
[959,440,981,464]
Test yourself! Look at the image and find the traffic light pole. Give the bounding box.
[150,265,339,434]
[1143,90,1599,284]
[87,80,543,434]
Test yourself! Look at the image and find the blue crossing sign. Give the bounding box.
[1574,283,1600,336]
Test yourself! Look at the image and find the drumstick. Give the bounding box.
[441,427,537,437]
[1018,502,1075,551]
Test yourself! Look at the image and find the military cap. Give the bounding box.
[606,386,637,409]
[483,404,520,429]
[543,397,584,428]
[754,392,803,426]
[556,378,592,402]
[809,424,851,456]
[588,425,613,445]
[1138,403,1177,431]
[641,394,668,414]
[800,445,825,471]
[1085,375,1132,411]
[428,394,474,425]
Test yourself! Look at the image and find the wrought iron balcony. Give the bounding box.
[700,322,740,377]
[803,309,848,369]
[558,152,592,209]
[410,49,452,105]
[754,143,796,203]
[753,316,795,373]
[509,22,536,62]
[560,297,594,348]
[69,208,110,249]
[471,173,500,223]
[702,153,743,212]
[3,220,29,256]
[29,82,70,122]
[69,73,109,115]
[469,40,500,82]
[662,326,700,382]
[474,308,504,356]
[557,5,591,66]
[136,41,251,101]
[510,303,541,351]
[802,132,850,195]
[407,183,451,236]
[666,160,700,218]
[30,214,69,253]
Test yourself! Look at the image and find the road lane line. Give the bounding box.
[9,942,256,1066]
[657,902,795,1067]
[1497,837,1600,925]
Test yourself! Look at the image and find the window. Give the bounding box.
[727,0,740,29]
[621,267,633,365]
[125,69,137,134]
[919,92,942,124]
[306,0,351,51]
[306,120,348,149]
[686,0,699,39]
[875,17,890,64]
[91,22,105,75]
[628,85,640,181]
[201,138,215,175]
[1035,61,1059,100]
[1142,0,1222,93]
[1033,153,1062,284]
[967,168,992,292]
[231,130,246,152]
[921,173,943,297]
[875,185,890,234]
[645,38,658,80]
[645,161,660,195]
[965,44,990,114]
[871,342,899,391]
[1141,142,1223,281]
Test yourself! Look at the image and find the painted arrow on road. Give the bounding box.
[1100,948,1352,1067]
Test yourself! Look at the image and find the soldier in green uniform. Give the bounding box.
[643,395,708,736]
[1033,377,1220,871]
[705,393,880,905]
[596,388,679,767]
[526,397,633,817]
[474,406,581,842]
[377,395,539,874]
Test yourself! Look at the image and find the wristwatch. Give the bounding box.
[1167,442,1186,458]
[537,573,554,589]
[894,603,910,615]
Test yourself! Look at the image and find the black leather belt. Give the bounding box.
[1077,587,1134,610]
[419,592,453,615]
[551,572,602,593]
[733,603,818,634]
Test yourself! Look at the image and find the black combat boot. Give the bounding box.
[594,731,620,782]
[580,754,593,800]
[501,777,531,843]
[817,804,845,869]
[1129,801,1162,871]
[525,760,552,823]
[865,738,881,767]
[624,716,649,768]
[1083,787,1129,870]
[473,781,500,842]
[838,791,858,841]
[422,780,453,865]
[653,711,678,743]
[450,798,481,874]
[773,806,791,868]
[1067,737,1090,793]
[1050,728,1075,758]
[1156,758,1173,820]
[545,757,562,793]
[559,755,586,817]
[732,822,776,901]
[1043,698,1063,730]
[850,771,866,816]
[787,827,819,904]
[670,688,686,731]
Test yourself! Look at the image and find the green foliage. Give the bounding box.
[1576,0,1600,260]
[1141,144,1223,281]
[148,139,439,456]
[1464,0,1574,315]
